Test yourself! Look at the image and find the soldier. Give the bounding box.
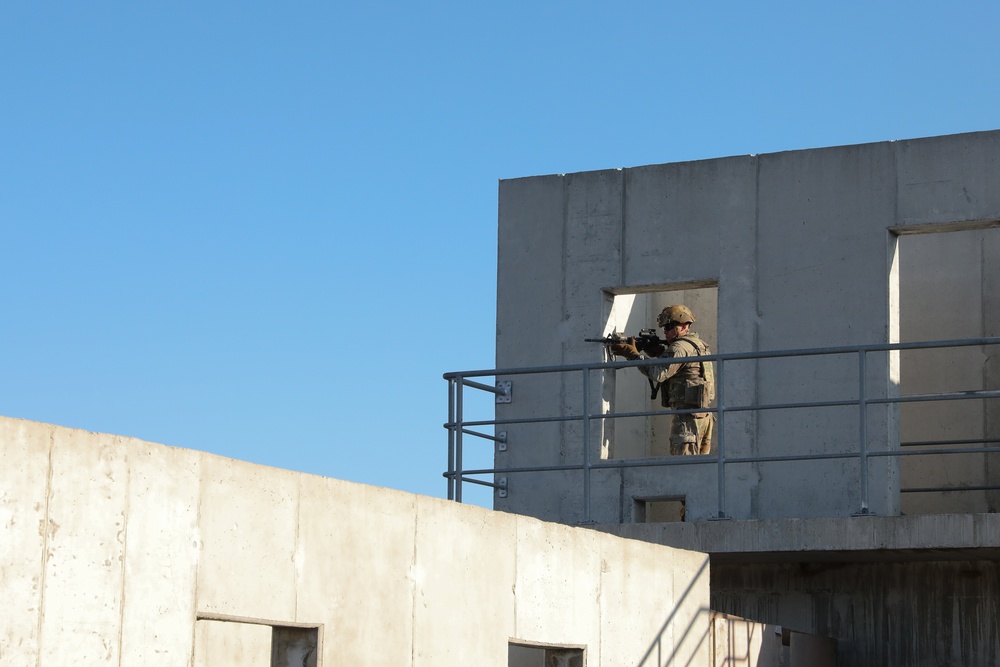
[610,305,715,455]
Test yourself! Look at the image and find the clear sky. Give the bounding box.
[2,2,998,506]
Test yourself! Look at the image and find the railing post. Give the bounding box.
[582,367,593,523]
[715,357,727,519]
[455,374,464,503]
[857,350,870,514]
[447,378,456,500]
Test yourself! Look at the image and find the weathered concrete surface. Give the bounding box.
[193,619,270,667]
[0,415,710,666]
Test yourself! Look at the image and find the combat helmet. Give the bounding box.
[657,305,696,327]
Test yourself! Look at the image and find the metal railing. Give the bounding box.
[443,337,1000,522]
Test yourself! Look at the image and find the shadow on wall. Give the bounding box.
[635,557,710,666]
[709,614,838,667]
[631,557,837,667]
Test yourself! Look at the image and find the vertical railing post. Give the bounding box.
[715,357,727,519]
[447,378,456,500]
[455,375,464,503]
[858,350,870,514]
[582,367,593,523]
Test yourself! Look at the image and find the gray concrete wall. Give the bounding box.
[712,559,1000,667]
[0,415,710,666]
[602,514,1000,667]
[495,130,1000,523]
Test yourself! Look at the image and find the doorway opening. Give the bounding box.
[895,226,1000,514]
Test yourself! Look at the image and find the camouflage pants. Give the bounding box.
[654,413,714,456]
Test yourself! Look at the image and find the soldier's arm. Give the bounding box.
[637,346,688,384]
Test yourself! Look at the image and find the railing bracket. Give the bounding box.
[497,477,508,498]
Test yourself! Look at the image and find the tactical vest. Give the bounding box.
[662,334,715,414]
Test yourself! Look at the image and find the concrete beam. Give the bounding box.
[597,513,1000,562]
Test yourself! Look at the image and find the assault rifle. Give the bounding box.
[587,328,668,399]
[586,328,666,353]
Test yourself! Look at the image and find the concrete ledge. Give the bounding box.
[595,513,1000,563]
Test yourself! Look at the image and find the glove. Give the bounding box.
[610,337,641,360]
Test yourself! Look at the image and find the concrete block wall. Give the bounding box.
[0,415,710,666]
[495,130,1000,523]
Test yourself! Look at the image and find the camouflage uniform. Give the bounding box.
[639,333,715,455]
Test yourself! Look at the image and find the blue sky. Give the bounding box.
[2,2,998,506]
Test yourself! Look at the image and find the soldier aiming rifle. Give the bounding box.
[591,305,715,456]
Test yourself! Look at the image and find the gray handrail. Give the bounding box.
[444,336,1000,521]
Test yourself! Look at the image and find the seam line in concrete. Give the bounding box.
[35,426,54,667]
[293,475,301,621]
[116,437,131,664]
[409,503,419,666]
[190,453,206,666]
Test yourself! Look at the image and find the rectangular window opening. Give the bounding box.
[509,641,585,667]
[634,496,686,523]
[194,615,321,667]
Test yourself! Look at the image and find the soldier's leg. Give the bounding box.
[693,414,714,455]
[669,415,699,455]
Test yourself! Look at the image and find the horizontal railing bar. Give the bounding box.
[866,389,1000,405]
[443,336,1000,380]
[901,438,1000,447]
[867,446,1000,457]
[708,451,860,464]
[445,464,588,475]
[448,456,721,476]
[445,387,1000,432]
[902,485,1000,493]
[445,414,584,429]
[449,444,1000,478]
[453,469,1000,498]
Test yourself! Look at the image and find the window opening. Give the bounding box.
[509,642,585,667]
[194,616,320,667]
[635,496,686,523]
[600,285,718,460]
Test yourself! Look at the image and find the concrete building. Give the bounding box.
[464,129,1000,665]
[1,415,714,666]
